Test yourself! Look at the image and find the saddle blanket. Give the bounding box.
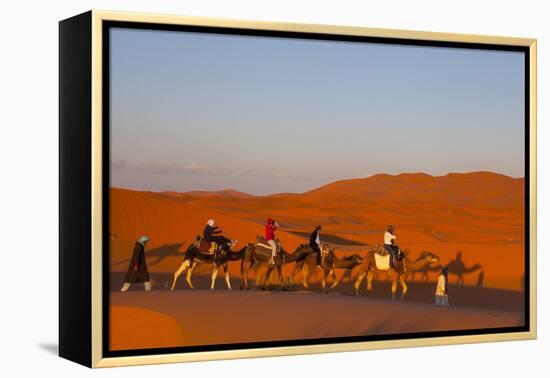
[374,253,391,270]
[255,242,273,250]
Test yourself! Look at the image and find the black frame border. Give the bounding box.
[101,20,531,359]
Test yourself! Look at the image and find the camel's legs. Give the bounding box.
[276,264,286,290]
[240,267,247,289]
[287,266,300,290]
[185,262,197,289]
[255,264,266,286]
[321,270,329,294]
[288,260,305,290]
[171,260,190,290]
[366,270,374,291]
[354,271,367,296]
[211,266,219,290]
[399,274,408,300]
[391,273,398,301]
[240,260,250,290]
[302,265,310,289]
[245,262,254,289]
[262,266,274,290]
[223,263,232,290]
[329,269,340,289]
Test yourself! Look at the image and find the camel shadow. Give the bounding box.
[446,251,483,286]
[407,251,483,287]
[112,243,186,269]
[146,243,186,267]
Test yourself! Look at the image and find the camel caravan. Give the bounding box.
[163,219,440,300]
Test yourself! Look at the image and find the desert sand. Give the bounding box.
[109,172,525,350]
[110,289,523,351]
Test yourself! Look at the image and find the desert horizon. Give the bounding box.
[111,170,525,197]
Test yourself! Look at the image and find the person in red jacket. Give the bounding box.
[265,218,279,265]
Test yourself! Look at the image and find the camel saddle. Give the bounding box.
[195,237,219,255]
[255,235,277,250]
[374,254,391,270]
[374,249,405,271]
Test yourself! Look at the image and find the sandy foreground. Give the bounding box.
[110,289,523,351]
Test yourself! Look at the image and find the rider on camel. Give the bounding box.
[309,225,323,268]
[203,219,237,250]
[265,218,279,265]
[384,225,398,269]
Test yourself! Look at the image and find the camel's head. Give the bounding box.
[343,253,363,264]
[321,243,331,256]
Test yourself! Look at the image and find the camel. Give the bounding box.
[239,239,306,291]
[170,243,247,290]
[354,245,440,300]
[326,253,364,288]
[287,245,363,293]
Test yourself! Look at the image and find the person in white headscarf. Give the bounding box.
[435,266,450,306]
[120,236,152,292]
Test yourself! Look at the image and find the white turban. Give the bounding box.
[207,219,215,226]
[138,236,149,245]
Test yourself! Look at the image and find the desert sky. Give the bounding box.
[109,27,525,195]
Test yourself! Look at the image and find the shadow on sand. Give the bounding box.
[407,251,484,286]
[109,270,524,313]
[111,243,185,269]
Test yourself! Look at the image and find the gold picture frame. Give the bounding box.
[59,10,537,368]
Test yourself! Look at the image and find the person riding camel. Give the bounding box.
[309,225,323,268]
[203,219,237,251]
[384,225,398,269]
[265,218,279,265]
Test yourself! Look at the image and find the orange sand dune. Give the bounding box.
[110,290,523,351]
[110,305,183,350]
[110,172,525,291]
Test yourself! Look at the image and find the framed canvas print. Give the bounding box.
[59,10,537,368]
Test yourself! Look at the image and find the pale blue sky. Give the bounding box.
[109,27,525,195]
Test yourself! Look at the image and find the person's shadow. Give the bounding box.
[476,271,485,288]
